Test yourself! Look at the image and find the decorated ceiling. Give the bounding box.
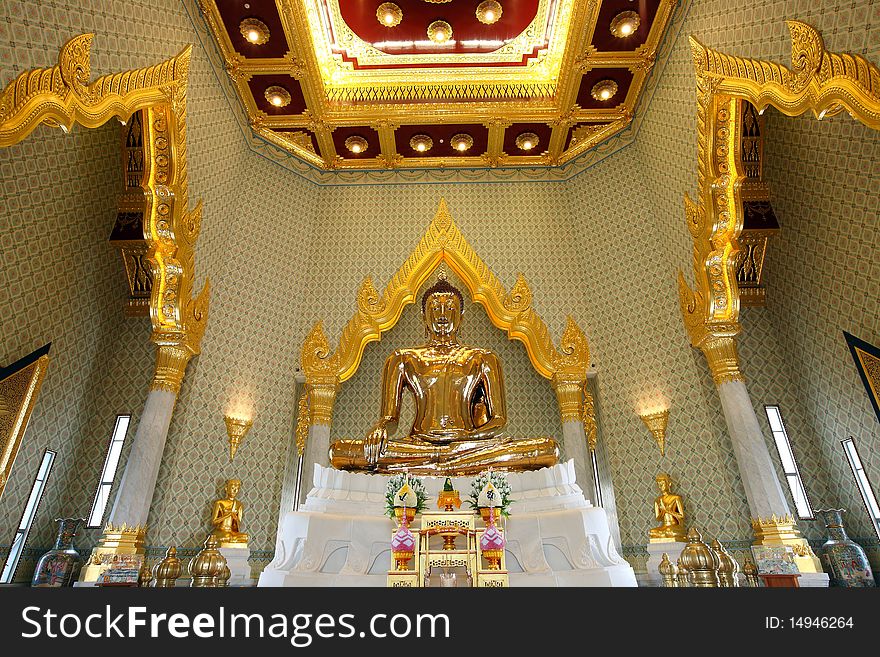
[200,0,676,171]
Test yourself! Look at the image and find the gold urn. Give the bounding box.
[393,507,416,525]
[679,528,720,587]
[153,546,182,587]
[189,535,227,587]
[710,538,740,587]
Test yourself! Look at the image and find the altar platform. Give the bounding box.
[259,460,637,587]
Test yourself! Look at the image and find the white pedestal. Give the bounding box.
[219,547,254,587]
[259,460,636,587]
[640,540,688,587]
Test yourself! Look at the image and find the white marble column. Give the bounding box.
[108,388,178,526]
[716,379,790,519]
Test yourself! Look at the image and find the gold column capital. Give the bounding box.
[308,382,339,427]
[551,375,583,424]
[698,334,745,386]
[150,344,195,393]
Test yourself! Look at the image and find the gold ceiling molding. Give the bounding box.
[677,21,880,383]
[197,0,678,170]
[301,199,591,389]
[0,34,210,391]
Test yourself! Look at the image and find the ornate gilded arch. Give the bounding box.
[0,34,210,390]
[297,199,595,452]
[677,21,880,382]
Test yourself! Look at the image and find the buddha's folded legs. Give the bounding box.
[329,436,559,476]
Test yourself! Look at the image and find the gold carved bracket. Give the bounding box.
[677,21,880,383]
[300,199,592,432]
[0,34,211,393]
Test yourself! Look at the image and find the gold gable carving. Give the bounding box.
[301,199,591,386]
[677,21,880,382]
[0,34,211,391]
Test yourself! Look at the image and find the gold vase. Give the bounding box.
[392,550,413,571]
[393,507,416,525]
[482,548,504,570]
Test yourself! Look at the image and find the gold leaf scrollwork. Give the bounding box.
[295,389,311,456]
[555,316,590,373]
[503,274,532,313]
[356,277,386,315]
[301,322,338,377]
[581,384,597,452]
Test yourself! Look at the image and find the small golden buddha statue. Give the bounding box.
[210,479,249,547]
[648,473,687,542]
[329,273,559,476]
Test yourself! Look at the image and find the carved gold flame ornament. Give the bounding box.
[344,135,368,154]
[239,18,270,45]
[376,3,403,28]
[428,20,453,44]
[591,79,618,101]
[264,85,291,108]
[639,409,669,456]
[610,11,640,38]
[224,414,253,462]
[515,132,539,151]
[476,1,503,25]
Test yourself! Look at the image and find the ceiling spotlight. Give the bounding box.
[344,135,369,154]
[515,132,539,151]
[428,20,453,44]
[409,134,434,153]
[239,18,270,45]
[450,133,474,152]
[610,10,640,38]
[264,85,292,108]
[591,79,618,102]
[476,1,503,25]
[376,3,403,28]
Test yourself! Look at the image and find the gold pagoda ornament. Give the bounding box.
[679,528,720,588]
[224,414,253,462]
[189,535,227,587]
[153,546,182,588]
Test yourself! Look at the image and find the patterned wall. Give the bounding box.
[1,0,877,583]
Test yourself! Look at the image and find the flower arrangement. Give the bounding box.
[384,473,428,519]
[466,470,513,517]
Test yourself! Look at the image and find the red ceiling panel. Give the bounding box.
[574,68,633,110]
[339,0,541,56]
[591,0,662,52]
[503,122,552,155]
[247,75,309,115]
[332,127,380,159]
[394,124,490,158]
[215,0,290,58]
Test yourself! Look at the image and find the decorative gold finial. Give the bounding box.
[153,546,182,587]
[679,528,720,587]
[639,409,669,456]
[224,414,253,462]
[137,560,153,587]
[742,556,760,587]
[659,553,679,588]
[710,538,740,587]
[189,535,227,587]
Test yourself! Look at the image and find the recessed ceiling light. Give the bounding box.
[515,132,539,151]
[450,133,474,152]
[264,85,292,108]
[410,134,434,153]
[610,11,640,38]
[239,18,270,45]
[591,79,618,102]
[427,20,453,44]
[376,3,402,28]
[344,135,369,154]
[476,1,503,25]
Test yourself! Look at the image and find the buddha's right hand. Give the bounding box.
[364,421,388,466]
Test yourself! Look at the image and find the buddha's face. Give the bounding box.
[226,480,241,498]
[424,292,461,337]
[657,477,670,494]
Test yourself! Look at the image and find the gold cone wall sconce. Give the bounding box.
[224,415,253,462]
[639,409,669,456]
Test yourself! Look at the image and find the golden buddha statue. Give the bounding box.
[210,479,249,547]
[329,273,559,476]
[649,473,687,542]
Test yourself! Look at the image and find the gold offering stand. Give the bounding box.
[387,510,508,588]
